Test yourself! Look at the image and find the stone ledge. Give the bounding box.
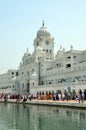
[0,99,86,109]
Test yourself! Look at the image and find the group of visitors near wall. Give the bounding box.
[0,89,86,103]
[37,89,86,103]
[52,91,85,103]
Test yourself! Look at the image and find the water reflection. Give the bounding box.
[0,103,86,130]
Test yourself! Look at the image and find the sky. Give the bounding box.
[0,0,86,74]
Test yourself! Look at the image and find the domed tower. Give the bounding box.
[20,48,31,66]
[33,21,54,61]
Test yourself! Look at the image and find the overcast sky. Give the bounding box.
[0,0,86,74]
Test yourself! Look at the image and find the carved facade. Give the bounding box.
[0,22,86,94]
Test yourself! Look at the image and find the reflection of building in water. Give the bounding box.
[30,106,86,129]
[1,104,86,129]
[27,105,86,126]
[0,104,30,129]
[53,108,86,124]
[1,21,86,95]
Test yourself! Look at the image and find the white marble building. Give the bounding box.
[0,21,86,95]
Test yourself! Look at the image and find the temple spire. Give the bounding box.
[70,45,73,50]
[26,48,28,53]
[42,20,45,27]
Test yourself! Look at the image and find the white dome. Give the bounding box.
[37,21,51,37]
[24,48,31,57]
[21,48,32,65]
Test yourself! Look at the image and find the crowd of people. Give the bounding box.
[37,90,86,103]
[0,89,86,103]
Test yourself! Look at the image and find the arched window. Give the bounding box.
[33,82,34,87]
[27,71,29,76]
[22,83,24,88]
[31,69,34,74]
